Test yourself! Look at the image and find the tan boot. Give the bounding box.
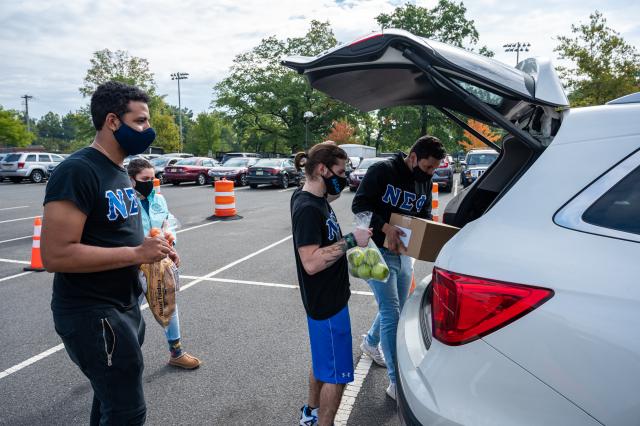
[169,352,201,370]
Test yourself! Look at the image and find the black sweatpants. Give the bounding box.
[53,305,146,425]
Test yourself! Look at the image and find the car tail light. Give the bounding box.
[439,161,449,168]
[431,268,553,346]
[18,162,25,169]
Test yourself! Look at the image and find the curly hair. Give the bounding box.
[90,81,150,130]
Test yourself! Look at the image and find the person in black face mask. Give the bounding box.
[351,135,445,401]
[127,158,202,370]
[291,142,371,426]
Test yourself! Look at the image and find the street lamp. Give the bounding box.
[303,111,314,149]
[170,72,189,152]
[503,42,530,66]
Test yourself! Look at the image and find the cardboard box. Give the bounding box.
[384,213,460,262]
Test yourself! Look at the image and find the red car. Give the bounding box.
[164,157,220,186]
[207,157,260,186]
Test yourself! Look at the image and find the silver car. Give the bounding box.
[0,152,65,183]
[284,29,640,425]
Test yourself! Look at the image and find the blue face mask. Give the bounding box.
[113,120,156,156]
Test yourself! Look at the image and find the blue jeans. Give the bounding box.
[365,248,413,384]
[139,281,181,350]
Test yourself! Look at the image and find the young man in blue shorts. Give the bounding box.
[291,143,371,426]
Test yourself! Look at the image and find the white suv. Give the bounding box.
[284,30,639,425]
[0,152,65,183]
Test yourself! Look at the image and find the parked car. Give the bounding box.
[46,154,66,177]
[0,152,65,183]
[163,152,194,158]
[208,157,260,187]
[247,158,299,189]
[432,154,454,192]
[221,152,261,164]
[460,149,499,188]
[163,157,220,185]
[348,157,388,192]
[150,156,183,184]
[284,29,640,425]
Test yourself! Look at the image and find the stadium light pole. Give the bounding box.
[502,42,531,66]
[170,72,189,152]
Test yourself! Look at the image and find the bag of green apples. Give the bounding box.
[347,211,390,283]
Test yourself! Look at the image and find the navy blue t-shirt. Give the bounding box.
[44,147,144,312]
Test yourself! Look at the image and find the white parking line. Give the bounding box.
[0,215,39,224]
[0,234,293,381]
[0,205,29,211]
[176,220,221,234]
[335,355,373,426]
[453,179,459,197]
[0,235,31,244]
[0,258,30,265]
[0,271,34,283]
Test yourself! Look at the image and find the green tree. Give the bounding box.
[214,20,362,153]
[185,112,223,156]
[36,111,65,151]
[80,49,156,97]
[555,11,640,106]
[151,113,180,152]
[0,107,34,147]
[63,108,95,153]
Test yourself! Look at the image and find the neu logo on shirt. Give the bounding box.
[326,210,341,241]
[105,188,140,221]
[382,184,428,213]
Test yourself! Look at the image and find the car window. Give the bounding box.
[582,165,640,235]
[466,153,498,166]
[26,154,37,162]
[358,158,385,169]
[52,155,64,162]
[223,158,249,167]
[39,154,51,162]
[254,159,283,168]
[151,157,167,166]
[4,154,21,162]
[203,160,215,167]
[175,158,199,166]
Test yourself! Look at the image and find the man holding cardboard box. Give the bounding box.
[352,135,445,400]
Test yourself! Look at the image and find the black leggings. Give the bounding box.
[53,306,146,425]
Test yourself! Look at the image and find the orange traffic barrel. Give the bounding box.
[153,178,161,194]
[24,216,45,272]
[214,179,236,217]
[431,182,439,222]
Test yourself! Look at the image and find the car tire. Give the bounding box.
[240,174,248,187]
[250,183,259,189]
[30,170,45,184]
[10,177,21,183]
[171,181,180,186]
[158,172,165,184]
[280,174,289,189]
[196,174,207,186]
[443,178,453,193]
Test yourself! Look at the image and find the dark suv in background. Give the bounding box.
[460,149,499,187]
[432,154,454,192]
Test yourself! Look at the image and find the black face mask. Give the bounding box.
[412,159,432,183]
[135,180,154,198]
[323,168,347,195]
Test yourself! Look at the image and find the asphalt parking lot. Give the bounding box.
[0,177,458,426]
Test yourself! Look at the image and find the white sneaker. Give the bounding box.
[386,382,397,400]
[360,336,387,367]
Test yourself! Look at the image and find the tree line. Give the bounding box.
[1,2,638,156]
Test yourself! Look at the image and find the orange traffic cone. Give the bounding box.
[24,216,45,272]
[153,178,161,194]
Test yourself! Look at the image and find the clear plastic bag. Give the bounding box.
[346,211,390,283]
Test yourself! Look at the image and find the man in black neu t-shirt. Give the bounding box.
[290,143,370,426]
[41,82,175,425]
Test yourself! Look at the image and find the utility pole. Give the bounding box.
[21,95,34,132]
[170,72,189,152]
[503,42,531,66]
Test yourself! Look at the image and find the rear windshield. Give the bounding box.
[223,158,249,167]
[467,153,498,166]
[358,158,385,169]
[4,154,21,162]
[254,159,283,168]
[175,158,200,166]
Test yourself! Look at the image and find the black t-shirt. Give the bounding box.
[44,147,144,313]
[290,188,350,320]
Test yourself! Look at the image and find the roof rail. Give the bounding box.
[606,92,640,105]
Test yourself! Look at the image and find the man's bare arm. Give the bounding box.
[41,200,171,273]
[298,239,349,276]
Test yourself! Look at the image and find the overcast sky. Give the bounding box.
[1,0,638,119]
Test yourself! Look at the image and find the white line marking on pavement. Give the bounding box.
[181,275,297,289]
[180,235,293,291]
[453,179,458,197]
[176,220,221,234]
[278,187,296,193]
[0,235,293,381]
[0,235,31,244]
[0,258,30,265]
[0,205,29,211]
[335,355,373,425]
[0,215,39,224]
[0,271,34,283]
